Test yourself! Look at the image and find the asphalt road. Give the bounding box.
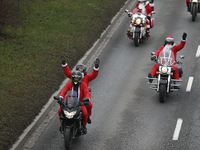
[20,0,200,149]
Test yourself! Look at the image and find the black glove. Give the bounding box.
[182,32,187,40]
[151,55,156,61]
[61,55,66,65]
[128,12,132,17]
[94,58,100,68]
[150,0,154,3]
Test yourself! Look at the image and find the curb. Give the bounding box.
[10,0,136,150]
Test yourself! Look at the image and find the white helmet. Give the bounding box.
[138,0,146,2]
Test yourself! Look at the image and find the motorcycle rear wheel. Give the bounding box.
[64,128,73,150]
[134,32,140,47]
[192,4,197,22]
[159,84,166,103]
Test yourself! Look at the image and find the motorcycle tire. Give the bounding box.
[64,128,73,150]
[192,4,197,22]
[134,32,140,47]
[159,84,166,103]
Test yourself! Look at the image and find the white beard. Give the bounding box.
[138,4,146,14]
[163,45,173,54]
[82,73,84,78]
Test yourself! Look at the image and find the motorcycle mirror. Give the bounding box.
[151,52,156,55]
[179,55,184,59]
[151,11,156,14]
[125,9,128,13]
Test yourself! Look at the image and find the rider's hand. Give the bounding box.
[128,12,132,17]
[94,58,100,69]
[61,55,66,65]
[151,55,157,61]
[150,0,154,3]
[182,32,187,40]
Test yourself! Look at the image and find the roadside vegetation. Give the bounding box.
[0,0,127,149]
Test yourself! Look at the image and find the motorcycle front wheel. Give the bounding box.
[64,128,73,150]
[134,32,140,47]
[192,4,197,22]
[159,84,166,103]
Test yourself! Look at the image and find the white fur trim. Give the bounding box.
[147,25,150,28]
[149,3,154,7]
[93,67,99,70]
[62,63,68,67]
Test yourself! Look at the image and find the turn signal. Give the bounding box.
[156,71,159,74]
[171,72,173,75]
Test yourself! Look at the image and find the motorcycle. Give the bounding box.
[54,91,90,150]
[147,50,184,103]
[188,0,200,21]
[125,9,155,47]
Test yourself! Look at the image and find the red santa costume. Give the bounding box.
[62,63,99,118]
[150,37,186,80]
[58,81,91,125]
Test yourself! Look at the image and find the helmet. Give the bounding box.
[76,64,86,75]
[71,71,82,85]
[164,36,174,46]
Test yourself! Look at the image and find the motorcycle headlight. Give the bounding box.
[64,110,76,119]
[161,66,168,73]
[135,18,142,24]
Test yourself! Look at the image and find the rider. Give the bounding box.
[58,71,91,134]
[148,33,187,89]
[61,56,100,124]
[128,0,155,37]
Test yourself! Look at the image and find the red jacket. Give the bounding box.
[62,64,99,87]
[155,40,186,60]
[59,81,91,102]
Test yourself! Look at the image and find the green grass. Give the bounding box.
[0,0,127,149]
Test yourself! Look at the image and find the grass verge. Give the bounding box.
[0,0,127,149]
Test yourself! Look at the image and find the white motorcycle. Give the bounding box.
[147,50,184,103]
[125,9,155,47]
[188,0,200,21]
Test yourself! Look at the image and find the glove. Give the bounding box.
[182,32,187,40]
[150,0,154,3]
[128,12,132,17]
[61,55,66,65]
[151,55,156,61]
[94,58,100,68]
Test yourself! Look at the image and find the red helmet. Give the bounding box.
[164,36,174,45]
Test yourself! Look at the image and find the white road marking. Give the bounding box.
[195,45,200,57]
[186,77,194,92]
[173,118,183,140]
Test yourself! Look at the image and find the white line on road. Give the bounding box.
[196,45,200,57]
[173,118,183,140]
[186,77,194,92]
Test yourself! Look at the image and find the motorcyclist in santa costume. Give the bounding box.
[128,0,155,38]
[61,56,100,124]
[58,71,91,133]
[148,33,187,89]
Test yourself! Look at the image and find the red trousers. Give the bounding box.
[151,64,179,80]
[86,101,93,117]
[58,105,88,125]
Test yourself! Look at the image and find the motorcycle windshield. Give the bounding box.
[64,91,79,108]
[158,49,175,66]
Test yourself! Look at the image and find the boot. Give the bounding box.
[87,117,91,124]
[83,125,87,134]
[148,73,154,83]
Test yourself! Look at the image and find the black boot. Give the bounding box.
[148,73,153,83]
[83,125,87,134]
[87,117,91,124]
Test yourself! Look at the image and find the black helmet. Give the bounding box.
[71,71,82,85]
[76,64,86,75]
[164,36,174,46]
